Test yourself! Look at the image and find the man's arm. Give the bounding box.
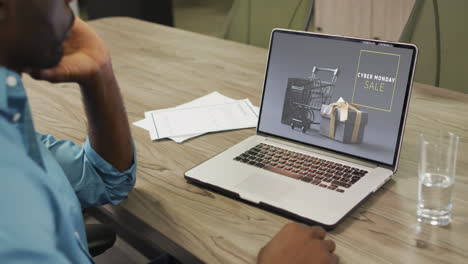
[36,17,133,172]
[31,18,136,207]
[80,60,133,172]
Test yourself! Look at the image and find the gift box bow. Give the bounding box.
[321,97,364,143]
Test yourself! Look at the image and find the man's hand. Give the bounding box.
[258,223,339,264]
[30,17,133,172]
[34,16,110,85]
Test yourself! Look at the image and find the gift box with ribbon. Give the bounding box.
[320,97,368,144]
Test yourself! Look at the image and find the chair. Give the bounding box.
[400,0,468,93]
[86,223,117,257]
[223,0,314,48]
[83,208,117,257]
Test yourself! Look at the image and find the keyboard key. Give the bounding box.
[255,162,266,168]
[332,180,351,188]
[328,185,337,190]
[340,177,350,183]
[300,177,313,182]
[311,179,321,185]
[336,189,345,193]
[263,165,302,179]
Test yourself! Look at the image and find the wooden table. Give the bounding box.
[25,17,468,264]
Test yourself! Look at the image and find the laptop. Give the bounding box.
[185,29,418,229]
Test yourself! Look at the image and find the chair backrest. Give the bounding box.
[223,0,312,48]
[400,0,468,93]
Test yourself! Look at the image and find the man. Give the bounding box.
[0,1,338,263]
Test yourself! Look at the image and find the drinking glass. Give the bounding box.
[418,132,459,226]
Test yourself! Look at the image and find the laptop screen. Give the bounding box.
[257,30,417,167]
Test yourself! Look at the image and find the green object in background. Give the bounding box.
[401,0,468,93]
[223,0,312,48]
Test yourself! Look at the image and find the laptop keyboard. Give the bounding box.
[233,143,368,193]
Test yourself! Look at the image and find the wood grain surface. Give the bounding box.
[24,17,468,264]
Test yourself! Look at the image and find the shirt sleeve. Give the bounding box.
[37,133,137,208]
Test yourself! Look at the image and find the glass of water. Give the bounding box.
[418,132,459,226]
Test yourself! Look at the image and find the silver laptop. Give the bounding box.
[185,29,418,229]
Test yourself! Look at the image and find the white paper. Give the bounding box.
[166,92,237,142]
[134,92,260,142]
[145,99,258,140]
[133,118,152,130]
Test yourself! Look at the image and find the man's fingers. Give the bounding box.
[323,239,336,253]
[329,253,340,264]
[309,226,326,239]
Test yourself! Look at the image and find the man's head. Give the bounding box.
[0,0,75,72]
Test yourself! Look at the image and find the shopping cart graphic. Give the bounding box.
[281,67,339,133]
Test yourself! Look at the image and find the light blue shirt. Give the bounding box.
[0,67,137,263]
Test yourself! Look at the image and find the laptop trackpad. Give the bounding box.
[235,173,292,203]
